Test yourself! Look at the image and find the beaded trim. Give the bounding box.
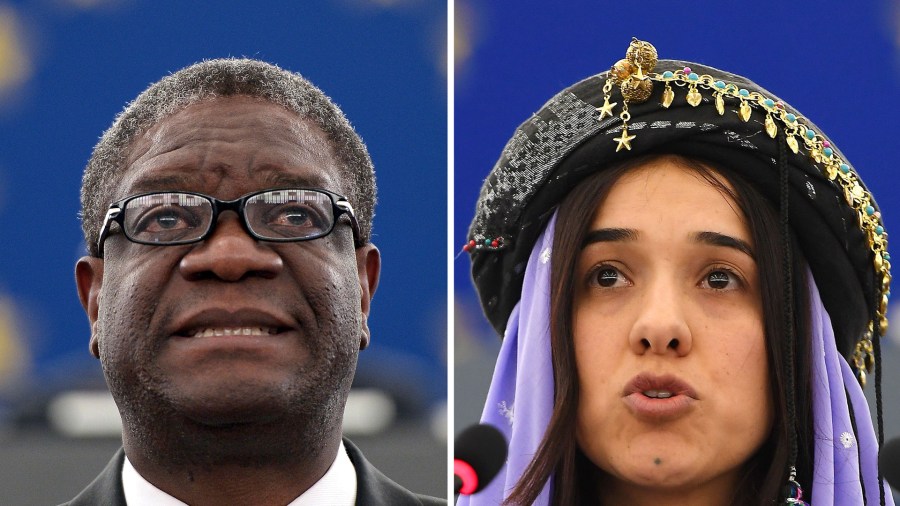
[599,38,891,386]
[463,236,505,252]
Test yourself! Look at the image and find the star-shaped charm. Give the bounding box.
[614,127,636,152]
[596,97,617,120]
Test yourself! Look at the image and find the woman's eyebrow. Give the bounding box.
[582,228,639,248]
[693,231,755,259]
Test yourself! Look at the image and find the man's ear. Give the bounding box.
[355,244,380,350]
[75,256,104,359]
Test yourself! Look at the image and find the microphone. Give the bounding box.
[880,436,900,490]
[454,423,507,495]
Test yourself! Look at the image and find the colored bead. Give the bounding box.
[887,290,891,300]
[840,163,850,174]
[683,66,691,73]
[491,240,499,248]
[662,70,673,78]
[739,88,749,97]
[463,244,472,252]
[688,72,699,81]
[714,80,726,89]
[776,102,784,109]
[876,225,884,235]
[823,140,830,148]
[866,206,876,216]
[786,113,797,122]
[484,239,492,246]
[885,252,891,261]
[763,98,775,107]
[805,129,815,140]
[823,147,833,157]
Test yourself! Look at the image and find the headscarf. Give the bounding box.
[459,212,895,505]
[462,39,893,505]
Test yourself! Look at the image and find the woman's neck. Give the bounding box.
[594,468,748,506]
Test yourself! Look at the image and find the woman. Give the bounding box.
[459,39,892,505]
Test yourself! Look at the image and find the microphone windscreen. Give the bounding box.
[454,423,507,493]
[880,436,900,490]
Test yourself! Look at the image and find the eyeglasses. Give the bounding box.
[96,188,361,257]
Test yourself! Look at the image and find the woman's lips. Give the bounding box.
[623,392,696,421]
[622,373,698,422]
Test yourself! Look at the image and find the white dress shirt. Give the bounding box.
[121,440,357,505]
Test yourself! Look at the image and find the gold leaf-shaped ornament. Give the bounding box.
[765,114,777,138]
[661,86,674,108]
[739,101,751,122]
[715,94,725,115]
[786,135,799,154]
[810,149,822,164]
[686,87,702,107]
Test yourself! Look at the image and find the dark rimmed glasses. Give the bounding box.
[96,188,361,257]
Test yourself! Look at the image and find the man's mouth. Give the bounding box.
[188,327,281,338]
[171,308,296,339]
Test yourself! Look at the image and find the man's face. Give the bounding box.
[76,96,379,435]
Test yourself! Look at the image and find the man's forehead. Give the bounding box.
[118,96,342,197]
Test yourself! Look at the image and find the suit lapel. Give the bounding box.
[62,447,127,506]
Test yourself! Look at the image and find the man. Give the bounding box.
[65,59,444,505]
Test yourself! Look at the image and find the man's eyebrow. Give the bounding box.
[582,228,639,248]
[262,172,319,188]
[128,174,193,193]
[693,231,755,259]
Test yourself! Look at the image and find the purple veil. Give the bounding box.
[458,213,894,505]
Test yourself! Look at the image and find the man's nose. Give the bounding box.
[628,279,693,357]
[178,213,283,281]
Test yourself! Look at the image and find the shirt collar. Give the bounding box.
[121,440,357,506]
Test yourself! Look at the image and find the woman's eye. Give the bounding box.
[703,269,739,290]
[592,266,629,288]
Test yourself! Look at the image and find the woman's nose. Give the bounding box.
[628,279,693,357]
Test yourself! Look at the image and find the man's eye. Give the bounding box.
[155,213,182,229]
[269,206,322,228]
[134,207,196,233]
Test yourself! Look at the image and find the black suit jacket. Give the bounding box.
[60,438,445,506]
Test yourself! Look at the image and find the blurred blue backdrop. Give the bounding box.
[0,0,446,413]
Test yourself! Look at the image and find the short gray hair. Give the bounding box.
[81,58,376,257]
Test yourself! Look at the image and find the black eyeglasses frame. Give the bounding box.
[96,187,362,257]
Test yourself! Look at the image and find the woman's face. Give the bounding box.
[573,158,772,501]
